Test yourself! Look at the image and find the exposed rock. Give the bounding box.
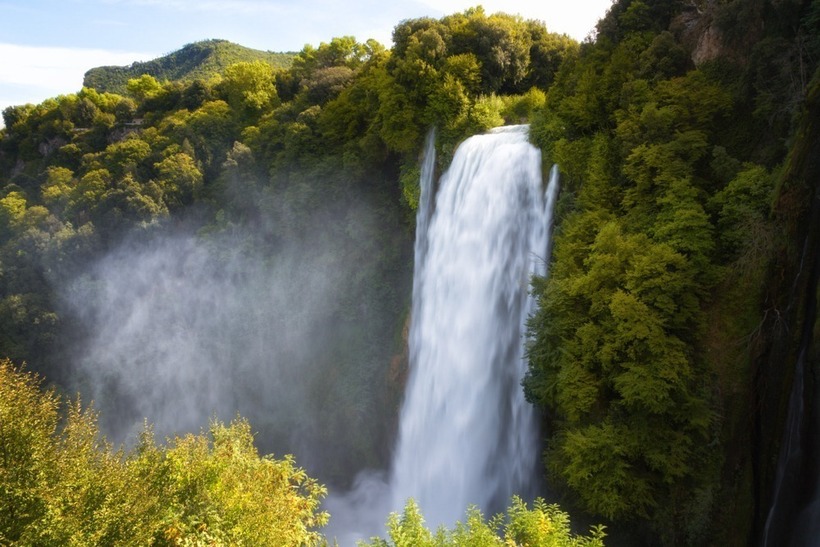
[673,3,725,66]
[693,22,725,65]
[38,136,67,157]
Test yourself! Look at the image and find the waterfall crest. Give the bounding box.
[326,125,558,542]
[390,124,555,527]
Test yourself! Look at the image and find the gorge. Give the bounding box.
[1,1,819,544]
[327,125,559,543]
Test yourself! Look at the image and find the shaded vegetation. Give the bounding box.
[0,3,574,502]
[524,0,820,543]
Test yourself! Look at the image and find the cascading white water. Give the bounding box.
[389,124,558,528]
[324,125,558,544]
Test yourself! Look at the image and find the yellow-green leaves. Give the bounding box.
[221,61,279,117]
[0,191,28,234]
[0,360,58,543]
[127,74,164,102]
[160,419,328,546]
[0,360,328,546]
[153,152,203,208]
[526,216,712,522]
[361,497,605,547]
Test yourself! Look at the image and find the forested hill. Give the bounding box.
[1,1,819,545]
[523,0,820,543]
[83,39,295,95]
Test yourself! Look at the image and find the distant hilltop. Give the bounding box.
[83,39,295,94]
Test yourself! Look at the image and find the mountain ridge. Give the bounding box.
[83,38,294,94]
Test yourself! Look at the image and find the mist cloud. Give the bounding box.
[59,196,410,482]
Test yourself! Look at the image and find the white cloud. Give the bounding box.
[0,43,155,124]
[100,0,298,15]
[0,43,150,88]
[415,0,613,40]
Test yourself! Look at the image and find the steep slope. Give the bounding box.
[524,0,820,543]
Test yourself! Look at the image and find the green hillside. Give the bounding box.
[83,39,294,94]
[1,2,819,544]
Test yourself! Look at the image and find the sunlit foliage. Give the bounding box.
[0,359,328,546]
[360,497,605,547]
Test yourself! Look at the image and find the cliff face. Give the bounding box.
[679,3,820,540]
[525,0,820,542]
[673,2,725,66]
[755,72,820,545]
[672,0,767,66]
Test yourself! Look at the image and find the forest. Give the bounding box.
[1,0,819,544]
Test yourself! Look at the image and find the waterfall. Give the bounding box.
[325,125,557,543]
[762,310,820,547]
[763,347,810,546]
[762,214,820,547]
[411,127,437,334]
[389,124,557,528]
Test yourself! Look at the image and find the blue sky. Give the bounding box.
[0,0,613,122]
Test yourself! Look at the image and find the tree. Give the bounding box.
[359,497,605,547]
[97,136,153,178]
[526,219,713,522]
[220,60,278,117]
[0,359,57,543]
[153,151,203,208]
[126,74,163,102]
[41,166,76,214]
[159,419,328,546]
[0,191,28,237]
[0,360,329,546]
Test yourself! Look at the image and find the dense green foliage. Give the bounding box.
[0,359,328,546]
[83,39,294,95]
[524,0,820,543]
[360,498,605,547]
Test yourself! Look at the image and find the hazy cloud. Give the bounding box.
[100,0,295,15]
[0,42,155,122]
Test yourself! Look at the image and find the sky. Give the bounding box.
[0,0,614,123]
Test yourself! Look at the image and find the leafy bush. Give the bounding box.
[360,497,605,547]
[0,359,328,546]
